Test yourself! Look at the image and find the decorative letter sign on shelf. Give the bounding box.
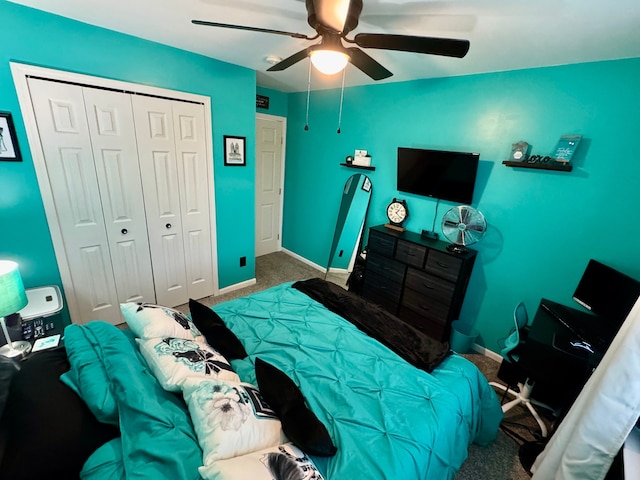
[502,160,573,172]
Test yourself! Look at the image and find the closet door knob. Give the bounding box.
[121,228,128,235]
[166,223,172,229]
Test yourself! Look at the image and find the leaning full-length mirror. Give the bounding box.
[326,174,372,283]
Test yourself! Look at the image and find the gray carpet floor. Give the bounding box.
[179,251,553,479]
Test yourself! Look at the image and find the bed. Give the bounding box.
[0,279,502,480]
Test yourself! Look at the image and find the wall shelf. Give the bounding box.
[502,160,573,172]
[340,163,376,171]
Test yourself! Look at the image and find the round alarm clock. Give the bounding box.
[386,198,409,227]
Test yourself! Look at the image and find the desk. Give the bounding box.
[514,299,607,410]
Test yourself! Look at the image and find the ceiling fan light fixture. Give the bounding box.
[310,49,349,75]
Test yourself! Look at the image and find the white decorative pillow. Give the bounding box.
[121,302,204,342]
[198,443,325,480]
[182,378,285,464]
[137,337,240,391]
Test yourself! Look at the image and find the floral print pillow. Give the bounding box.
[182,378,285,464]
[198,443,325,480]
[137,337,240,392]
[121,302,204,342]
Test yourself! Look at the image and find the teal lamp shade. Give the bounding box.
[0,261,27,317]
[0,260,30,358]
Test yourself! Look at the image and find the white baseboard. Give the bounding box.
[470,343,503,363]
[327,266,349,274]
[217,278,257,296]
[281,248,326,273]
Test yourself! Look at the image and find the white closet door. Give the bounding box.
[82,87,156,305]
[27,78,121,325]
[172,101,214,300]
[132,95,188,307]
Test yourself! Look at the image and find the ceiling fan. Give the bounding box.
[192,0,470,81]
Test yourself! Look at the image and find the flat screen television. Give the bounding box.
[397,147,480,204]
[573,259,640,326]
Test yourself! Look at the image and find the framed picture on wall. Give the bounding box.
[0,112,22,162]
[224,135,246,166]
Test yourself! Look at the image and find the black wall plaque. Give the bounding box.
[256,95,270,110]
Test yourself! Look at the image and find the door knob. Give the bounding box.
[166,223,172,229]
[121,228,128,235]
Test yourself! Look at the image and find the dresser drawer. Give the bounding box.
[424,250,463,282]
[401,288,450,324]
[395,239,427,268]
[405,268,455,304]
[365,251,405,282]
[362,271,401,314]
[368,229,396,256]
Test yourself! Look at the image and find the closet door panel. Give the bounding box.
[172,101,214,300]
[27,78,121,325]
[132,95,188,307]
[82,87,156,305]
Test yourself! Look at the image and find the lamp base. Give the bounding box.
[0,340,32,359]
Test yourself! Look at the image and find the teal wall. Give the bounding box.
[0,1,257,311]
[256,86,289,117]
[282,58,640,352]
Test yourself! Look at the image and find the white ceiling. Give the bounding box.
[11,0,640,92]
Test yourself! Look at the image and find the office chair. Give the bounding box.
[489,301,554,438]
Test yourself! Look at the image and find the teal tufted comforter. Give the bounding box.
[63,282,501,480]
[218,283,503,480]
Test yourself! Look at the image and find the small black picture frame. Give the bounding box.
[224,135,246,166]
[0,112,22,162]
[362,176,372,192]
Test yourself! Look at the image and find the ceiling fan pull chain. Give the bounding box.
[337,68,346,134]
[304,58,312,131]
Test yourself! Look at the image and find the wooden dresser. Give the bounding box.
[361,225,477,342]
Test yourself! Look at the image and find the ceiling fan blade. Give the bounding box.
[192,20,314,40]
[346,47,393,80]
[267,47,312,72]
[353,33,470,58]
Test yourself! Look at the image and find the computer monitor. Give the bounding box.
[572,259,640,328]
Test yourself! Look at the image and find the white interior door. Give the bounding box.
[172,100,214,300]
[132,95,188,307]
[255,117,284,257]
[82,87,156,305]
[27,78,121,325]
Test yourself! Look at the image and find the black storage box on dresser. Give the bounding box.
[361,225,477,342]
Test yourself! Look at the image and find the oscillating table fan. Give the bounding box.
[442,206,487,253]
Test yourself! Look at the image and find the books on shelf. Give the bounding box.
[552,135,582,163]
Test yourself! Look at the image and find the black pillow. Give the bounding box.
[188,298,247,360]
[255,357,337,457]
[0,348,120,480]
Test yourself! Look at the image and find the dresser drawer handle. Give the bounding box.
[422,283,435,290]
[420,304,431,311]
[436,261,449,269]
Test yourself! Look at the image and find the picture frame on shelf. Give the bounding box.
[0,112,22,162]
[508,141,530,162]
[551,134,582,164]
[223,135,246,166]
